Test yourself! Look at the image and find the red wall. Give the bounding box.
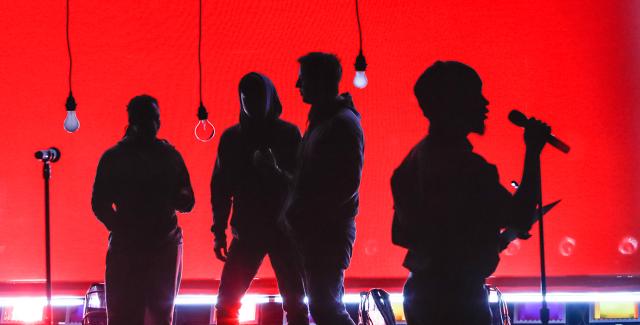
[0,0,639,283]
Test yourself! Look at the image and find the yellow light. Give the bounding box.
[594,301,639,319]
[391,301,406,321]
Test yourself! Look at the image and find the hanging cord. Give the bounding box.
[196,0,208,120]
[65,0,76,111]
[355,0,363,53]
[198,0,203,105]
[354,0,367,72]
[66,0,72,92]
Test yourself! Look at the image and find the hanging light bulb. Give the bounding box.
[353,52,368,89]
[193,0,214,142]
[63,0,79,133]
[194,102,215,142]
[352,0,368,89]
[64,91,80,133]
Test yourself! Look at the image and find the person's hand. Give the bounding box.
[214,237,228,262]
[253,148,280,173]
[524,117,551,155]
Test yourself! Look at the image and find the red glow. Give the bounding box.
[0,0,639,290]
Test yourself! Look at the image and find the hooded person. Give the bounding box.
[91,94,195,325]
[210,72,309,325]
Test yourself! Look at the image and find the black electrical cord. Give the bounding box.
[66,0,72,93]
[354,0,367,74]
[65,0,76,112]
[198,0,203,105]
[355,0,363,53]
[197,0,208,121]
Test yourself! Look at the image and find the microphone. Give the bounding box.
[35,147,61,162]
[508,110,570,153]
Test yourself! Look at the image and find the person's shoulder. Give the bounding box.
[330,109,363,138]
[335,107,360,123]
[155,139,184,158]
[101,142,124,160]
[97,141,131,168]
[273,119,301,137]
[392,138,427,180]
[220,124,241,141]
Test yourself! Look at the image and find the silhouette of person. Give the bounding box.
[391,61,550,324]
[91,95,195,325]
[211,72,309,325]
[283,52,365,325]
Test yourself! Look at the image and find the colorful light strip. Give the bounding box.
[0,296,84,307]
[0,292,639,308]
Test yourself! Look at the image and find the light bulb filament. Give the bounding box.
[194,119,215,142]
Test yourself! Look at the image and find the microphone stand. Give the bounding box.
[42,161,53,325]
[537,168,549,325]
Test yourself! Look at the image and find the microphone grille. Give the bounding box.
[508,110,527,127]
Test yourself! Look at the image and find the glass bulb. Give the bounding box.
[194,119,215,142]
[353,71,368,89]
[63,110,80,133]
[618,236,638,255]
[558,236,577,257]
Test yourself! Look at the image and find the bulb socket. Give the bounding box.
[355,52,367,72]
[197,102,209,120]
[65,91,77,111]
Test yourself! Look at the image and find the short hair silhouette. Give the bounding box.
[414,61,481,120]
[298,52,342,88]
[127,94,159,126]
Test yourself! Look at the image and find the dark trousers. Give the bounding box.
[105,242,182,325]
[296,220,356,325]
[403,271,492,325]
[216,234,309,325]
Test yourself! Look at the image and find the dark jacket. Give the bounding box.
[210,72,301,241]
[391,135,517,279]
[92,137,195,249]
[285,93,365,235]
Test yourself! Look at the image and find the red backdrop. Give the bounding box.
[0,0,639,284]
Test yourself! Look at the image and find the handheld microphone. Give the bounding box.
[508,110,570,153]
[35,147,61,162]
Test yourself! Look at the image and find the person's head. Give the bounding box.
[414,61,489,135]
[296,52,342,104]
[126,94,160,139]
[239,72,268,120]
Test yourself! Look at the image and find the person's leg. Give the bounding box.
[455,283,492,324]
[403,272,427,325]
[105,247,145,325]
[300,223,356,325]
[216,238,266,325]
[145,242,183,325]
[403,272,492,325]
[303,264,353,325]
[268,234,309,325]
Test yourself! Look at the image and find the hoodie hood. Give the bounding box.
[238,72,282,137]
